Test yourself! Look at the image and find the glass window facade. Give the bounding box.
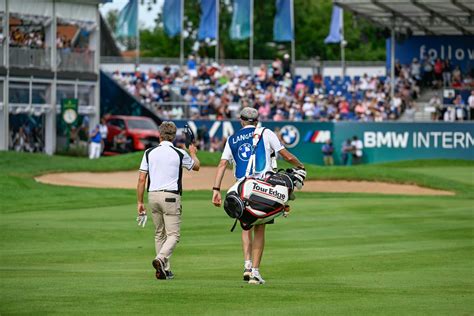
[56,83,75,106]
[77,84,95,106]
[32,83,50,104]
[9,81,30,104]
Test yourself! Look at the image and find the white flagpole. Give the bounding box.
[215,0,219,63]
[180,0,184,67]
[390,22,395,101]
[290,0,295,74]
[136,0,140,68]
[340,7,345,78]
[250,0,254,75]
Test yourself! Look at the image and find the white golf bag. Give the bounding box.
[224,169,303,231]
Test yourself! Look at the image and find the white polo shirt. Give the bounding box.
[351,139,363,157]
[139,141,194,192]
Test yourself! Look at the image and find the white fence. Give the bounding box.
[100,56,386,78]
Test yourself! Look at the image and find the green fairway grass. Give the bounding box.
[0,152,473,315]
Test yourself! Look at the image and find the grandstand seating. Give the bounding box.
[108,61,422,122]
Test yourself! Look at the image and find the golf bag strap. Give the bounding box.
[245,127,266,177]
[230,218,238,232]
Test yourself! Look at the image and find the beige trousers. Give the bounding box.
[148,191,182,270]
[323,156,334,166]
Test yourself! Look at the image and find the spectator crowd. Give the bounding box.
[9,25,89,52]
[111,55,425,122]
[404,56,474,90]
[9,125,44,153]
[9,27,45,48]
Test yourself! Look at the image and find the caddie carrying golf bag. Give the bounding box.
[224,168,305,231]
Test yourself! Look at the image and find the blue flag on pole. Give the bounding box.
[115,0,138,38]
[324,5,342,43]
[273,0,294,42]
[198,0,217,40]
[230,0,251,40]
[163,0,182,37]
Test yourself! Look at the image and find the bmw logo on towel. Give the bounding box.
[280,125,300,148]
[238,143,253,161]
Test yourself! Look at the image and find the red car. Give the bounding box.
[105,115,160,152]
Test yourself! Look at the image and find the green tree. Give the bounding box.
[106,9,119,33]
[139,0,386,61]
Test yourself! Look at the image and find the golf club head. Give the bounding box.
[183,124,195,149]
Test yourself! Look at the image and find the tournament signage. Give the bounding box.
[335,122,473,164]
[61,98,78,125]
[173,120,474,165]
[386,36,474,72]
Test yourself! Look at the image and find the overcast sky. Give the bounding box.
[99,0,164,29]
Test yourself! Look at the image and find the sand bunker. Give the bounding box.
[35,167,454,196]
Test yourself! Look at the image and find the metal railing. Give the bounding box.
[57,50,95,73]
[145,101,242,120]
[9,47,51,69]
[101,56,385,68]
[0,44,4,67]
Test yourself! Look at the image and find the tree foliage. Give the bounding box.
[134,0,385,61]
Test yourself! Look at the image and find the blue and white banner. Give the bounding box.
[324,5,342,44]
[198,0,217,40]
[115,0,138,38]
[273,0,294,42]
[163,0,182,37]
[230,0,251,40]
[173,120,474,165]
[386,36,474,71]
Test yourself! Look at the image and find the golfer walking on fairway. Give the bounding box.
[136,121,200,280]
[212,107,305,284]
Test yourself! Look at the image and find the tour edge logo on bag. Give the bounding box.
[251,182,286,201]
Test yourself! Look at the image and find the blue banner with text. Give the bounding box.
[386,36,474,71]
[173,120,474,165]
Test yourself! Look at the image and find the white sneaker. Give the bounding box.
[248,272,265,285]
[243,268,252,281]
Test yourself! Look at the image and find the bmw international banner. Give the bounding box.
[173,120,474,165]
[387,36,474,72]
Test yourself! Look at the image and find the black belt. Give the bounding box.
[150,190,180,195]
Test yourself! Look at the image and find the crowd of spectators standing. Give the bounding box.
[9,125,44,153]
[111,54,425,122]
[9,27,45,48]
[9,25,88,52]
[405,55,474,90]
[428,90,474,122]
[56,35,73,51]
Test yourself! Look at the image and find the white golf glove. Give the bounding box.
[136,213,148,228]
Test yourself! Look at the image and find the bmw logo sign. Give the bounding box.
[238,143,253,161]
[280,125,300,148]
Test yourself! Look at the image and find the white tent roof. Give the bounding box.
[334,0,474,35]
